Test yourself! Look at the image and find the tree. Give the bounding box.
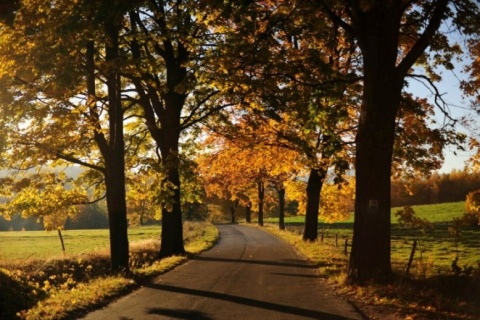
[126,172,162,226]
[0,172,87,229]
[124,0,234,257]
[210,1,357,240]
[0,172,88,252]
[317,0,480,281]
[320,177,355,223]
[464,190,480,225]
[0,0,136,271]
[198,117,301,227]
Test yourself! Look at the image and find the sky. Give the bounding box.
[406,61,476,174]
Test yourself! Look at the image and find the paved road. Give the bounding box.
[82,225,363,320]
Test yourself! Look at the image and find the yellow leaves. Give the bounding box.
[320,177,355,222]
[0,172,87,231]
[126,171,163,225]
[43,279,52,291]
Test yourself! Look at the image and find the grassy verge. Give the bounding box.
[261,223,480,320]
[0,221,219,320]
[265,201,479,273]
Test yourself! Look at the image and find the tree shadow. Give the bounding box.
[192,256,319,269]
[270,272,322,279]
[148,308,213,319]
[0,269,46,319]
[145,283,354,320]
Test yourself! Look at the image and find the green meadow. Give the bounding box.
[0,222,218,319]
[1,201,476,273]
[0,226,162,262]
[265,201,479,274]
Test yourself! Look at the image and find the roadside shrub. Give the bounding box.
[0,268,44,319]
[395,206,432,232]
[464,190,480,226]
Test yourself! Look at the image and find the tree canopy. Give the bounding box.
[0,0,479,282]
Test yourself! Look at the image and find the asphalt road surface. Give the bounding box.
[82,225,363,320]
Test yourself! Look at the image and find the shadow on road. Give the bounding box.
[148,308,213,319]
[270,272,322,279]
[192,256,321,269]
[145,283,354,320]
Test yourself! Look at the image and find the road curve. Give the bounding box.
[82,225,363,320]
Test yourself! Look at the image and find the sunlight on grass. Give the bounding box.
[266,201,478,277]
[20,276,134,320]
[0,226,165,261]
[0,221,219,319]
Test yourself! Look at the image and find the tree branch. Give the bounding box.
[397,0,449,76]
[406,73,457,124]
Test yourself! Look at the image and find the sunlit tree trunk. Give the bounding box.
[158,93,186,258]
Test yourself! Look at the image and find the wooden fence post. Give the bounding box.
[57,228,66,254]
[405,239,417,276]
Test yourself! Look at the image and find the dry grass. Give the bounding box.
[0,221,219,320]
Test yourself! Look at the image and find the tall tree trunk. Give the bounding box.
[348,88,398,280]
[158,91,186,258]
[257,181,264,226]
[104,166,129,271]
[245,201,252,223]
[278,187,285,230]
[158,127,185,257]
[346,0,448,282]
[230,199,238,223]
[348,3,402,280]
[159,154,185,258]
[303,168,325,241]
[103,21,129,272]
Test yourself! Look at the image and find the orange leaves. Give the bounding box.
[320,177,355,222]
[198,117,304,210]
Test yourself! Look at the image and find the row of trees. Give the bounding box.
[0,203,109,231]
[392,170,480,207]
[0,0,479,282]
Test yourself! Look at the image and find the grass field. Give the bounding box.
[264,201,467,225]
[0,222,219,320]
[1,201,476,272]
[0,204,478,319]
[265,201,479,274]
[0,226,162,262]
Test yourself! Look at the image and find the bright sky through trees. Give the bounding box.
[408,60,476,173]
[405,23,477,173]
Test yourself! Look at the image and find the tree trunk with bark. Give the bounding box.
[230,199,238,224]
[102,21,129,272]
[278,187,285,230]
[257,181,264,226]
[159,156,185,258]
[303,168,325,241]
[245,202,252,223]
[157,94,186,258]
[347,0,448,281]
